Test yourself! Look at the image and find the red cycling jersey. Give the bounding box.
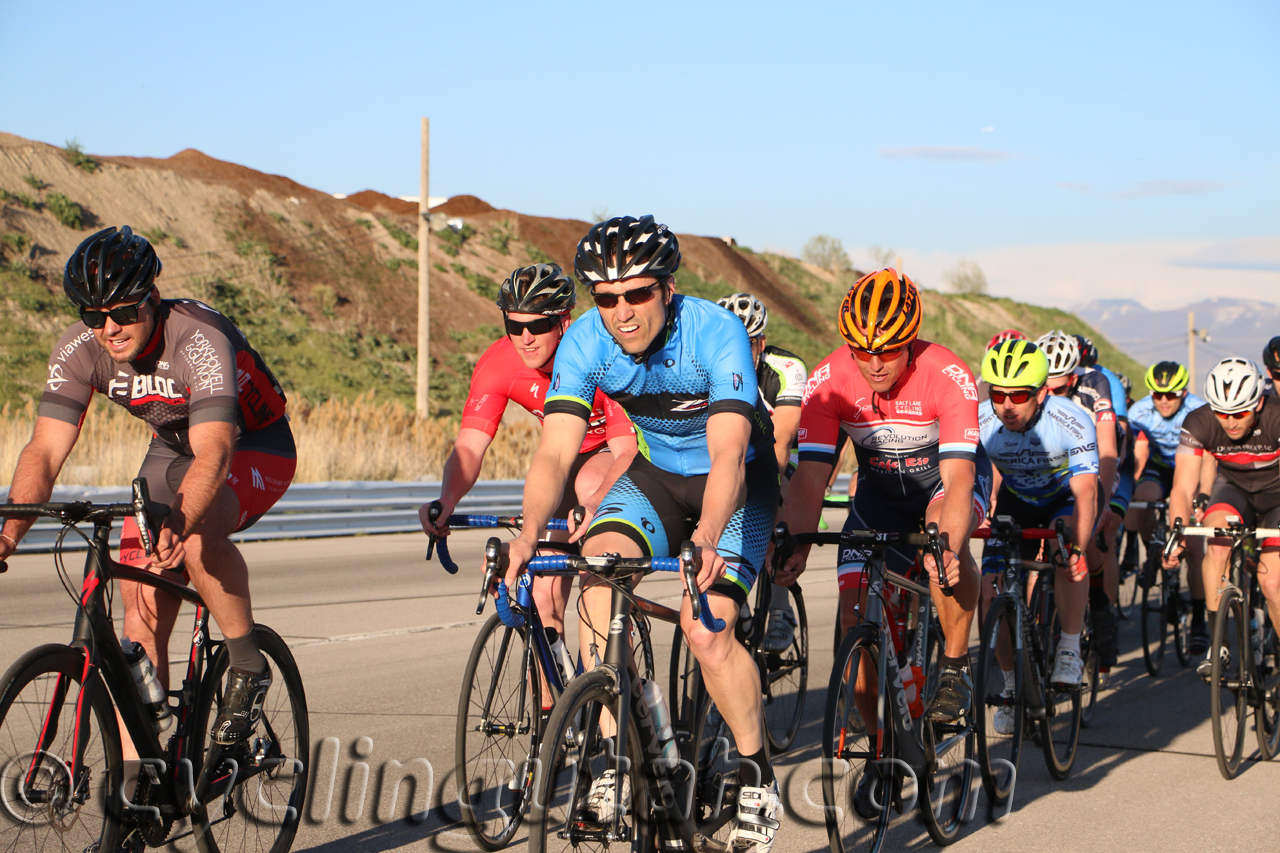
[798,340,981,507]
[460,335,633,453]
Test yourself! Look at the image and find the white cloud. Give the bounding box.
[1110,180,1226,199]
[851,236,1280,311]
[981,126,995,133]
[1057,181,1093,194]
[878,145,1014,163]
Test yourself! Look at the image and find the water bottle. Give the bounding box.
[639,679,679,770]
[894,654,925,719]
[121,637,174,733]
[1253,607,1266,668]
[548,633,575,688]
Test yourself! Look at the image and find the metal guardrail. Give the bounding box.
[1,474,854,553]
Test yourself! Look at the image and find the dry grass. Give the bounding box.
[0,394,540,486]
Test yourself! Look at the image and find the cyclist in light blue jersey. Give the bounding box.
[980,339,1100,693]
[506,216,782,852]
[1126,360,1209,651]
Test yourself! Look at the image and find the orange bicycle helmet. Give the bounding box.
[838,269,922,352]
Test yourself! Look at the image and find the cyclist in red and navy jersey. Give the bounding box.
[419,264,637,647]
[0,226,292,746]
[781,270,992,766]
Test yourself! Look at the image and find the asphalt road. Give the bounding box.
[1,515,1276,853]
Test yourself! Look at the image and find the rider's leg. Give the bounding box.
[1100,510,1123,604]
[1186,536,1206,622]
[1132,477,1163,552]
[181,485,256,644]
[1056,506,1088,636]
[923,499,980,659]
[681,592,765,756]
[1200,508,1236,614]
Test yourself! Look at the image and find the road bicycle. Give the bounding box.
[782,522,971,852]
[973,517,1088,812]
[0,479,308,853]
[1171,518,1280,780]
[1133,500,1193,676]
[426,508,660,850]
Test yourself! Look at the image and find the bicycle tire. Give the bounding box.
[1174,591,1194,668]
[975,596,1022,809]
[0,644,122,852]
[690,693,740,847]
[1210,587,1248,780]
[528,669,653,853]
[823,625,893,853]
[1033,585,1081,780]
[1254,604,1280,761]
[191,625,309,853]
[1117,564,1139,619]
[762,585,808,753]
[1140,560,1167,677]
[455,612,541,850]
[918,691,975,845]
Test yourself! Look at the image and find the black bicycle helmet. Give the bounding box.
[574,215,681,284]
[1074,334,1099,369]
[63,226,161,309]
[496,263,576,315]
[1263,336,1280,373]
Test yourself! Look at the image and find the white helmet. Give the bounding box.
[1204,358,1264,414]
[716,292,768,337]
[1035,330,1080,378]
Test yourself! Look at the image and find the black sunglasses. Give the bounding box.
[504,314,563,337]
[79,296,149,329]
[590,281,663,309]
[990,388,1035,404]
[1152,390,1183,401]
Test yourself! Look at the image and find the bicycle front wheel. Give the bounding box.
[1210,588,1248,780]
[528,669,653,853]
[1255,603,1280,761]
[1174,590,1194,668]
[823,625,892,853]
[0,644,122,853]
[975,596,1022,809]
[1140,561,1167,677]
[191,625,309,853]
[1034,589,1081,780]
[762,585,808,753]
[456,612,541,851]
[1117,563,1139,619]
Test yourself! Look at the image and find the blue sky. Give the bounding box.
[2,1,1277,308]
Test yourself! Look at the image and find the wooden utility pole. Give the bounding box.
[416,117,430,417]
[1187,310,1196,385]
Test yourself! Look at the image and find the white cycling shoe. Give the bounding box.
[993,688,1017,735]
[1050,649,1084,688]
[583,769,630,825]
[728,781,781,853]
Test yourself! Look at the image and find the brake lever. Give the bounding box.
[680,540,701,620]
[477,537,503,615]
[1054,517,1069,567]
[425,501,459,573]
[131,478,166,557]
[1163,518,1185,561]
[925,522,953,597]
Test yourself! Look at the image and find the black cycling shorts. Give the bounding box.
[1206,477,1280,550]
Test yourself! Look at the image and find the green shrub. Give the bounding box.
[439,242,459,257]
[172,236,187,249]
[0,189,39,210]
[384,257,419,272]
[63,139,99,173]
[140,228,171,244]
[433,262,447,273]
[436,223,475,249]
[0,232,31,258]
[355,218,374,230]
[378,217,418,252]
[481,227,511,255]
[525,244,553,265]
[451,263,500,301]
[22,174,49,191]
[311,285,338,318]
[46,193,83,229]
[269,212,286,224]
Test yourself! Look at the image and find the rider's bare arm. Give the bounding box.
[988,465,1004,515]
[932,457,978,567]
[770,405,801,475]
[578,433,638,519]
[515,412,589,551]
[420,427,494,536]
[1068,472,1099,569]
[0,417,80,555]
[1096,419,1118,505]
[696,412,751,546]
[779,459,833,578]
[1132,434,1150,482]
[152,420,234,569]
[1168,450,1202,532]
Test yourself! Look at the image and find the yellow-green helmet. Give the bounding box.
[982,339,1049,388]
[1144,360,1189,393]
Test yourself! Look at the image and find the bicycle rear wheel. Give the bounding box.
[1254,606,1280,761]
[1117,563,1139,619]
[823,625,893,853]
[1034,588,1081,780]
[1174,590,1194,668]
[668,626,700,740]
[1210,588,1248,780]
[1140,561,1168,677]
[528,669,653,853]
[918,700,975,845]
[762,585,808,753]
[975,596,1022,810]
[1081,605,1099,729]
[191,625,309,853]
[0,644,122,852]
[455,612,541,850]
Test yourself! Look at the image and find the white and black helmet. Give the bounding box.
[717,292,768,338]
[574,215,681,284]
[496,263,576,315]
[1035,330,1080,377]
[1204,358,1264,414]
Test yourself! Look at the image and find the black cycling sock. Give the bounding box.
[224,631,267,674]
[940,652,970,670]
[740,746,774,787]
[1192,599,1206,626]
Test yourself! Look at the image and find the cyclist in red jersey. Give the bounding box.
[781,271,991,755]
[0,226,293,749]
[419,264,636,647]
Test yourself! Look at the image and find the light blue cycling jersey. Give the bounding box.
[1095,366,1128,419]
[980,395,1100,506]
[545,294,772,477]
[1128,392,1207,469]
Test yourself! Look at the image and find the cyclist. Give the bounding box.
[717,292,806,653]
[0,226,292,746]
[1165,358,1280,679]
[1126,361,1209,650]
[1036,330,1120,667]
[418,263,636,677]
[780,269,991,810]
[977,329,1026,402]
[504,216,782,851]
[978,339,1099,706]
[1264,336,1280,396]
